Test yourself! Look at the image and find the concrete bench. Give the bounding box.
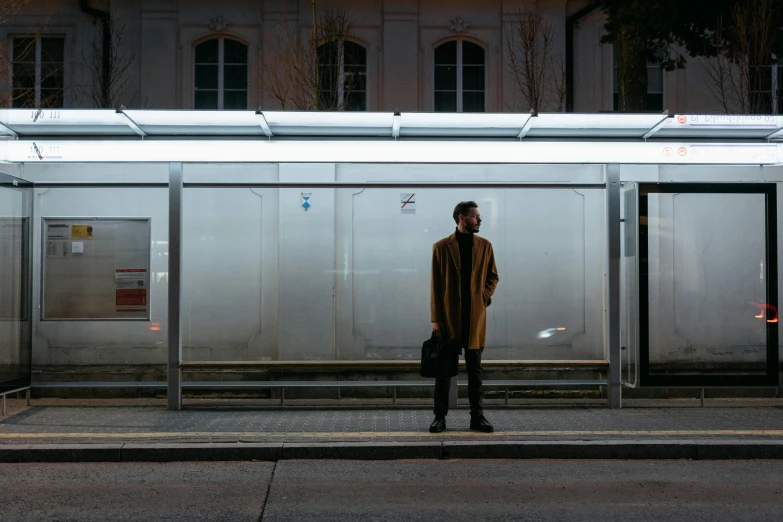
[179,360,608,369]
[32,378,607,406]
[176,359,608,405]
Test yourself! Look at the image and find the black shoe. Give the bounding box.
[470,415,494,433]
[429,416,446,433]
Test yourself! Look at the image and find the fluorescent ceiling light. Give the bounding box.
[649,114,783,139]
[400,113,530,128]
[124,110,261,127]
[399,113,531,137]
[0,110,780,144]
[672,114,782,128]
[526,113,667,137]
[262,111,395,136]
[6,140,780,165]
[122,110,267,136]
[262,111,394,127]
[0,109,137,135]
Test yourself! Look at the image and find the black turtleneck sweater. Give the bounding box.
[455,228,473,342]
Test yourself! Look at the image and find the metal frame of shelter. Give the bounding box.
[1,110,782,411]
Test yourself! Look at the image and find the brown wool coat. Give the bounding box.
[430,233,499,349]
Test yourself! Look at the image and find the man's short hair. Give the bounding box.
[453,201,478,224]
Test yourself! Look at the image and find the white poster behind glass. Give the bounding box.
[42,217,151,320]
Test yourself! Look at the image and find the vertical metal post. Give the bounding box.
[448,376,458,409]
[2,394,6,417]
[26,388,30,406]
[22,176,34,399]
[606,164,622,408]
[167,162,183,410]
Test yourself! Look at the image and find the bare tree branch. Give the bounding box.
[701,0,779,114]
[81,15,136,108]
[701,18,742,113]
[0,0,28,25]
[261,2,358,110]
[505,3,561,112]
[551,52,567,112]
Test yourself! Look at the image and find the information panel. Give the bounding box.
[42,218,151,320]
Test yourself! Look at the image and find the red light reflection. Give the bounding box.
[749,302,778,323]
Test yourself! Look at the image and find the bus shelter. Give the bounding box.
[0,110,781,411]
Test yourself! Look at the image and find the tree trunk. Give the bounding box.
[616,27,648,112]
[748,63,773,113]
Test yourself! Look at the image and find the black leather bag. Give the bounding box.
[419,331,460,379]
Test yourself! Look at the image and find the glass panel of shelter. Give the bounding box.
[0,172,32,393]
[637,183,778,387]
[620,182,639,387]
[179,164,607,364]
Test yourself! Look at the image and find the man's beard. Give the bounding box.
[465,224,479,234]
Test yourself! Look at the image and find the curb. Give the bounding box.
[121,443,283,462]
[282,442,442,460]
[1,440,783,463]
[0,444,123,463]
[442,440,700,460]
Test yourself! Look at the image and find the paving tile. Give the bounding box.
[2,402,783,444]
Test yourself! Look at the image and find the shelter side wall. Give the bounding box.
[26,163,169,366]
[334,164,606,360]
[180,164,280,362]
[22,162,783,370]
[23,162,608,366]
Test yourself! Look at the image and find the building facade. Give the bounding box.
[1,0,742,114]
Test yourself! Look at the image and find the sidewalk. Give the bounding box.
[2,397,783,461]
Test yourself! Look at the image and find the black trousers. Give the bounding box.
[434,347,484,417]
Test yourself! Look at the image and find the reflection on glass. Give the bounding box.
[0,181,31,392]
[645,193,767,376]
[536,327,567,339]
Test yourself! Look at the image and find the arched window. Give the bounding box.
[434,40,485,112]
[194,37,248,110]
[317,40,366,111]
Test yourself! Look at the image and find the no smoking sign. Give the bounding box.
[400,193,416,214]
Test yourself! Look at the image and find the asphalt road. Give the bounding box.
[1,460,782,521]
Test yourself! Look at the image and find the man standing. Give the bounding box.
[430,201,499,433]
